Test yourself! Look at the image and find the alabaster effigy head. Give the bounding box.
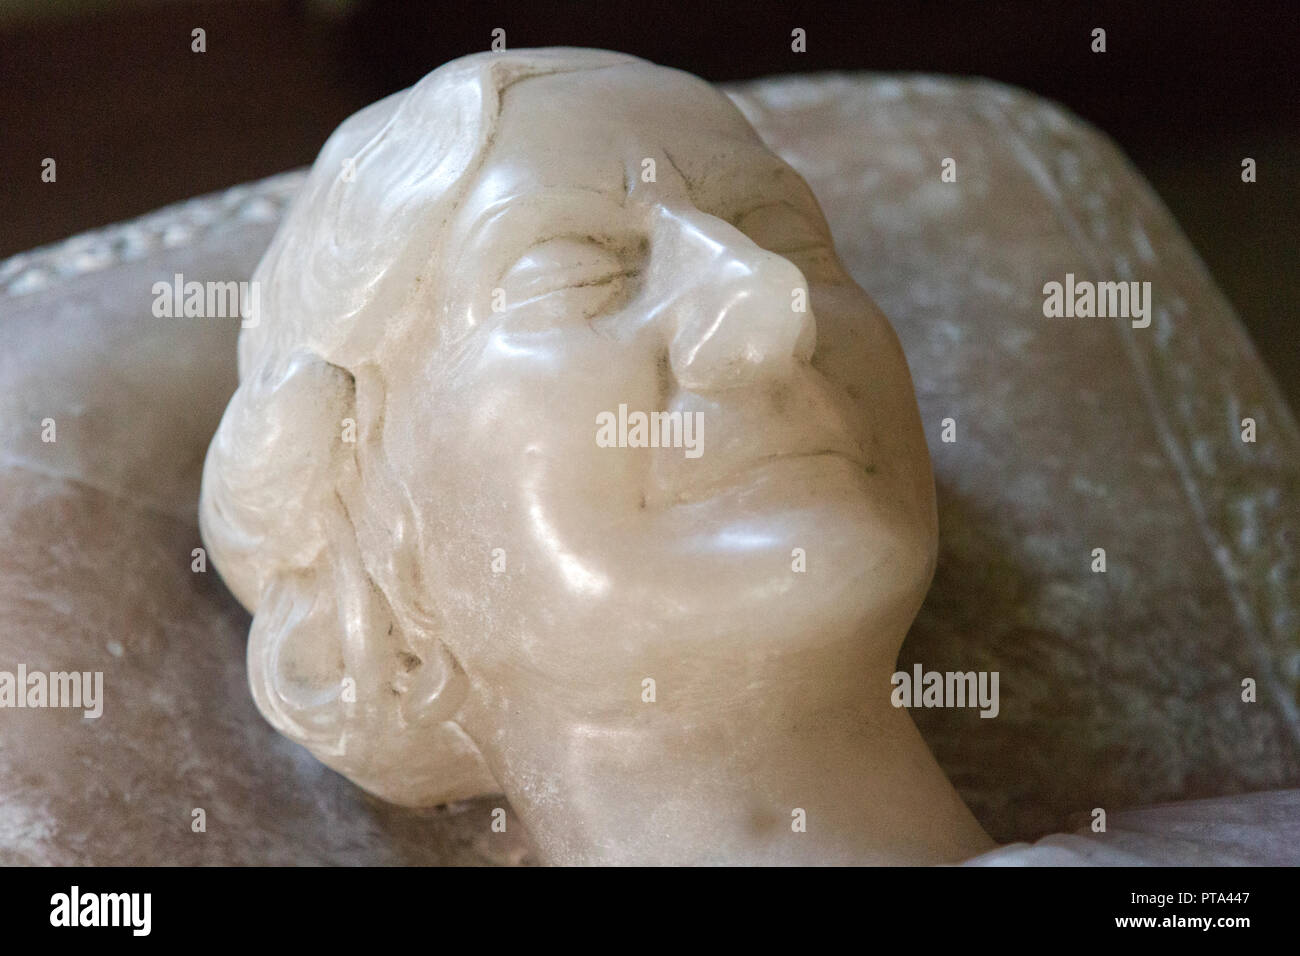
[200,48,992,864]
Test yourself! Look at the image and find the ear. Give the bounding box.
[247,522,499,807]
[207,350,498,805]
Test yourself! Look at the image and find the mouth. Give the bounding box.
[751,448,864,467]
[664,446,873,505]
[643,368,874,508]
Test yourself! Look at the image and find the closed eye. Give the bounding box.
[732,202,831,256]
[499,236,641,322]
[502,236,633,299]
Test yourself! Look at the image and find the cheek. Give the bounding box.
[808,282,889,380]
[806,280,935,530]
[405,330,667,516]
[812,283,924,428]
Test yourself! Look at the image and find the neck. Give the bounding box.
[465,675,993,865]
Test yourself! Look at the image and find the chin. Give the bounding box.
[804,498,933,624]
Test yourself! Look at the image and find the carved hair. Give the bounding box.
[199,49,640,806]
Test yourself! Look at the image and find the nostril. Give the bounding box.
[791,295,817,363]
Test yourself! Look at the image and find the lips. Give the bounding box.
[662,445,869,505]
[627,352,874,507]
[642,397,867,509]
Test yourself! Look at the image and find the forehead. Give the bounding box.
[467,62,795,211]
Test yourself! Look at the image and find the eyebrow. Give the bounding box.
[731,197,825,226]
[468,185,630,247]
[678,152,827,225]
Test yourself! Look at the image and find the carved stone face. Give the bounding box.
[204,53,958,860]
[382,62,938,705]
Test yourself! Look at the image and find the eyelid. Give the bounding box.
[499,236,639,309]
[732,201,829,251]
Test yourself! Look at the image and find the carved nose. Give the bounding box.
[662,211,816,391]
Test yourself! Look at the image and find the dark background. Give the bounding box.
[2,0,1296,407]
